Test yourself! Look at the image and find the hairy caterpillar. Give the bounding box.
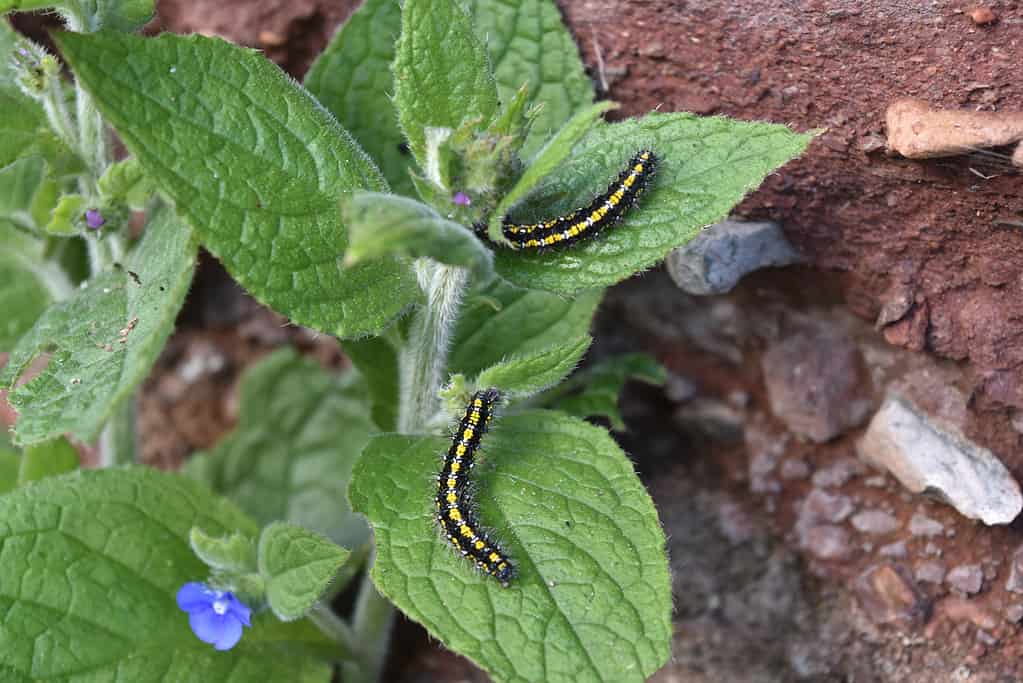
[435,388,515,586]
[476,150,659,250]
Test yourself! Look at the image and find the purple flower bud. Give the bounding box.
[176,582,252,650]
[453,191,472,207]
[85,209,105,230]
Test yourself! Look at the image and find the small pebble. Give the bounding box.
[968,6,997,25]
[851,509,900,535]
[909,512,944,537]
[946,564,984,595]
[802,524,852,560]
[780,458,811,480]
[1005,604,1023,623]
[880,541,908,558]
[915,560,946,584]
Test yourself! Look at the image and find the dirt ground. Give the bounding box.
[11,0,1023,680]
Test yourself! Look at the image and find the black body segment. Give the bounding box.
[435,388,515,585]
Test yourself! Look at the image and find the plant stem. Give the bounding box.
[342,568,397,683]
[307,603,359,662]
[397,261,469,433]
[98,397,136,467]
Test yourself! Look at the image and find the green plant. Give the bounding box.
[0,0,811,681]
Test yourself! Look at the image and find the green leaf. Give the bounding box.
[349,411,671,683]
[393,0,499,168]
[0,467,332,682]
[341,334,400,431]
[98,157,157,210]
[17,435,78,484]
[1,206,197,444]
[0,156,58,231]
[0,0,154,32]
[183,348,374,549]
[476,333,590,397]
[305,0,413,196]
[488,100,616,241]
[44,192,86,235]
[0,443,19,493]
[469,0,594,156]
[0,224,52,351]
[343,191,493,277]
[57,30,418,338]
[541,353,667,431]
[492,113,813,294]
[0,91,47,169]
[449,278,601,379]
[259,521,350,622]
[189,527,256,573]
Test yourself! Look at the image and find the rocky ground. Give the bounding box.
[9,0,1023,680]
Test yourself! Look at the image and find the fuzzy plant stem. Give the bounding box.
[397,260,469,433]
[343,259,469,682]
[98,397,136,467]
[342,570,399,683]
[307,603,359,662]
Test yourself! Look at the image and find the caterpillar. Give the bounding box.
[435,388,515,586]
[475,150,659,250]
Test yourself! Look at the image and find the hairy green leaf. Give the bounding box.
[492,113,813,293]
[0,432,19,493]
[305,0,413,195]
[0,156,58,231]
[0,467,331,682]
[540,353,666,430]
[98,157,156,210]
[341,334,400,432]
[470,0,594,156]
[0,222,52,350]
[184,348,374,549]
[476,333,590,397]
[343,191,492,277]
[350,411,671,683]
[259,521,350,621]
[393,0,499,168]
[1,206,196,444]
[450,278,601,379]
[18,435,78,484]
[189,527,256,574]
[0,0,153,31]
[57,30,417,338]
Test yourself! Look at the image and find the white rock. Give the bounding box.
[857,396,1022,525]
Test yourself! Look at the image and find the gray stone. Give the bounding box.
[1005,604,1023,623]
[851,509,900,535]
[915,560,946,584]
[780,458,811,480]
[946,564,984,595]
[800,489,855,525]
[880,541,908,558]
[801,524,852,560]
[666,219,803,295]
[762,329,873,443]
[857,395,1023,525]
[811,457,866,488]
[908,512,944,537]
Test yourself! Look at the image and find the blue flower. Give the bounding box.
[176,582,252,650]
